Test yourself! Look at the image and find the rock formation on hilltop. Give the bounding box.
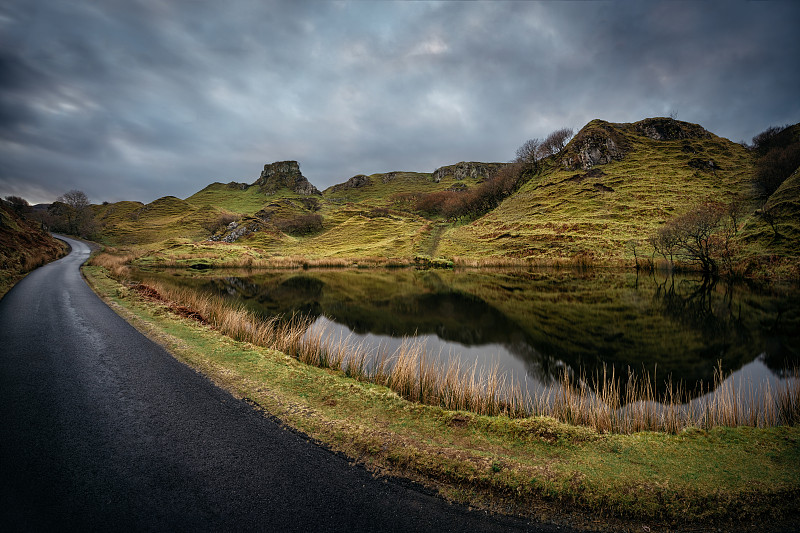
[329,174,371,193]
[254,161,321,195]
[633,117,711,141]
[561,120,630,171]
[432,162,506,182]
[561,117,713,171]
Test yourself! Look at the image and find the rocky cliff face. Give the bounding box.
[561,121,629,170]
[432,162,506,182]
[254,161,321,195]
[561,118,713,171]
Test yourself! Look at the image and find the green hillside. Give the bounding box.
[93,196,206,245]
[438,118,755,262]
[185,182,268,213]
[93,117,799,275]
[740,166,800,259]
[322,169,487,208]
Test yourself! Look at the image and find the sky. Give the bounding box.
[1,1,799,205]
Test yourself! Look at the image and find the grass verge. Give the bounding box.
[82,264,800,531]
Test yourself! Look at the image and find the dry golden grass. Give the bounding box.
[88,249,140,279]
[124,276,800,434]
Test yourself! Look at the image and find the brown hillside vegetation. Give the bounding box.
[0,200,68,298]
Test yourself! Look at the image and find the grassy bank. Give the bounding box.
[83,263,800,531]
[0,203,69,299]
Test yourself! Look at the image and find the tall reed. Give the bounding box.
[124,278,800,434]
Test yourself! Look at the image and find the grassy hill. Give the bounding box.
[738,122,800,266]
[185,182,267,213]
[92,117,799,275]
[438,118,755,263]
[93,196,211,245]
[739,166,800,263]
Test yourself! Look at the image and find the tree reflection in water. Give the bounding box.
[130,267,799,402]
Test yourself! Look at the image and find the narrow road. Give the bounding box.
[0,236,568,532]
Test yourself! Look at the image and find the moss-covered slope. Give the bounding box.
[438,118,755,262]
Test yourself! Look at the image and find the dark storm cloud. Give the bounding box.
[1,0,798,204]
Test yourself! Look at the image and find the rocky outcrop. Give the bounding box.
[329,174,371,193]
[254,161,321,196]
[561,118,715,171]
[432,162,506,182]
[633,117,710,141]
[208,218,271,243]
[561,121,629,171]
[381,172,400,183]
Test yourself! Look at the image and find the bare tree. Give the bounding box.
[725,195,746,235]
[541,128,574,157]
[4,195,30,216]
[57,190,90,210]
[751,125,789,154]
[50,190,95,237]
[515,138,542,165]
[648,224,681,266]
[756,207,780,239]
[668,202,725,274]
[626,239,642,270]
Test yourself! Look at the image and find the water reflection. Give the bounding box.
[131,267,799,398]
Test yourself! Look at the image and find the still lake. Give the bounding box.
[130,267,799,401]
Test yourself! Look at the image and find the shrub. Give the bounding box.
[276,214,323,235]
[413,163,529,221]
[750,124,800,197]
[202,213,239,235]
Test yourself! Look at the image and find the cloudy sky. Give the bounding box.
[2,0,799,205]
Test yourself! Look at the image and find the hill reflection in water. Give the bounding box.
[131,267,799,399]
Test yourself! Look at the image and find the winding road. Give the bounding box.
[0,236,568,532]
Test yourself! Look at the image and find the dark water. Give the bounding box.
[130,267,800,399]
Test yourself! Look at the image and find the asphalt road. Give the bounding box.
[0,236,572,532]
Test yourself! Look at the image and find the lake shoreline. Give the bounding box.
[81,262,800,531]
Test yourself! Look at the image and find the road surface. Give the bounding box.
[0,236,570,532]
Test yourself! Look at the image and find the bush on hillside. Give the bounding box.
[275,214,323,235]
[414,163,530,221]
[649,201,743,275]
[750,124,800,197]
[202,213,239,235]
